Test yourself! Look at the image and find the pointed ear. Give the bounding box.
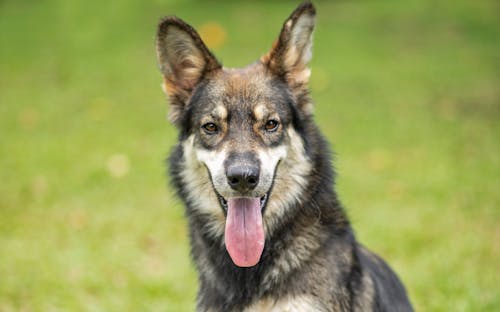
[156,17,221,125]
[261,2,316,113]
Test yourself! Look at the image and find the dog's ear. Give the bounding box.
[262,1,316,114]
[156,17,221,126]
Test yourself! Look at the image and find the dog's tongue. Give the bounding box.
[224,198,265,267]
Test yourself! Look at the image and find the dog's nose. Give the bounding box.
[226,165,259,192]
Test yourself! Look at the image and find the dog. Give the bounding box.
[155,1,413,311]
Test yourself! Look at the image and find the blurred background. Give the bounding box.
[1,0,498,310]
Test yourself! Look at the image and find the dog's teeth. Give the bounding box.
[260,194,268,206]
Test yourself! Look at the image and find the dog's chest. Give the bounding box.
[243,295,325,312]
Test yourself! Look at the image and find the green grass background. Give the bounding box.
[1,0,499,311]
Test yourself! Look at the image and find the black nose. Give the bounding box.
[226,165,260,192]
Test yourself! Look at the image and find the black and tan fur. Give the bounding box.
[156,2,413,311]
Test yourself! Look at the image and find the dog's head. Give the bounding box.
[157,2,316,267]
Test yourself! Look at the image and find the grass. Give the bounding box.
[1,0,499,310]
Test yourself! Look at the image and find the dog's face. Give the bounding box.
[187,71,291,206]
[157,2,316,267]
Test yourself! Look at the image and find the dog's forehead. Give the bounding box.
[197,66,290,118]
[218,67,273,104]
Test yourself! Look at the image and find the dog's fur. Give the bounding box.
[156,2,413,311]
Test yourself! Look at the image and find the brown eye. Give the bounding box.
[264,119,279,132]
[202,122,218,134]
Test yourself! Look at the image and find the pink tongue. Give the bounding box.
[224,197,265,267]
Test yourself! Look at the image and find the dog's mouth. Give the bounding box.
[217,193,269,213]
[215,192,269,268]
[207,162,279,268]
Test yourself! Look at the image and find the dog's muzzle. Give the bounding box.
[217,153,270,267]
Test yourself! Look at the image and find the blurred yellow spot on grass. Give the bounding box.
[388,181,405,199]
[107,154,130,178]
[367,148,391,172]
[66,209,89,231]
[199,22,227,50]
[88,97,112,122]
[18,107,39,130]
[31,175,48,200]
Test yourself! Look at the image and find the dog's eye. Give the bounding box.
[264,120,279,132]
[202,122,218,134]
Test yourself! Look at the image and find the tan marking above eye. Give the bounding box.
[253,104,268,121]
[213,105,228,120]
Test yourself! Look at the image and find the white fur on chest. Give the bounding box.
[243,295,324,312]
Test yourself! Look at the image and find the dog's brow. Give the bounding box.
[212,105,228,120]
[253,104,268,120]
